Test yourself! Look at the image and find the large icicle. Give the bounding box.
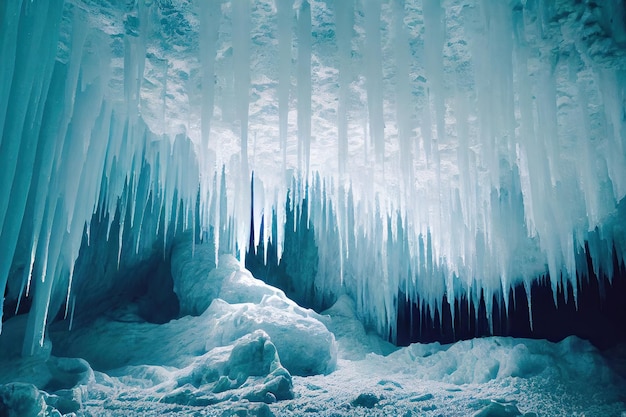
[363,0,385,163]
[335,0,353,178]
[297,0,312,177]
[0,0,63,334]
[277,0,293,175]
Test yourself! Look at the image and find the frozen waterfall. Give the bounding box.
[1,0,625,353]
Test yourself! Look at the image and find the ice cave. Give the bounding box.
[1,0,626,415]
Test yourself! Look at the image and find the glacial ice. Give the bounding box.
[1,0,626,354]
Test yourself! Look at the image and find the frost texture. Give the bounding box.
[1,0,626,350]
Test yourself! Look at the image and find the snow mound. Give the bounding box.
[77,331,291,415]
[219,268,283,305]
[173,251,338,376]
[386,335,617,386]
[167,330,293,404]
[0,381,85,417]
[46,357,94,392]
[0,383,46,417]
[172,248,307,314]
[205,295,337,376]
[52,259,336,378]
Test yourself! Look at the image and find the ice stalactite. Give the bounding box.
[232,0,252,262]
[297,0,312,178]
[364,0,385,165]
[198,0,222,247]
[0,0,65,337]
[335,0,353,179]
[0,0,203,353]
[392,0,415,196]
[1,0,626,351]
[277,0,293,178]
[199,1,221,150]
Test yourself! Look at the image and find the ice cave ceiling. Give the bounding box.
[1,0,626,353]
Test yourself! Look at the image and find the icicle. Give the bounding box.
[336,0,354,178]
[199,0,221,149]
[392,0,414,191]
[297,0,311,178]
[422,0,445,145]
[15,261,30,314]
[233,0,251,177]
[63,267,75,320]
[68,296,76,331]
[0,0,63,334]
[277,0,293,176]
[0,0,25,147]
[363,0,385,163]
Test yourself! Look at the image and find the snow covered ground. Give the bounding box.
[1,261,625,417]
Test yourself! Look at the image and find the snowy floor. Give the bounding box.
[2,266,625,417]
[77,334,626,417]
[76,293,626,417]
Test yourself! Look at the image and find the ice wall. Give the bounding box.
[1,0,625,351]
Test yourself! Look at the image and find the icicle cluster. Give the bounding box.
[1,0,625,351]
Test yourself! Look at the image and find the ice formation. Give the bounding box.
[1,0,626,353]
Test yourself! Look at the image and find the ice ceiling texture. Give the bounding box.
[1,0,626,354]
